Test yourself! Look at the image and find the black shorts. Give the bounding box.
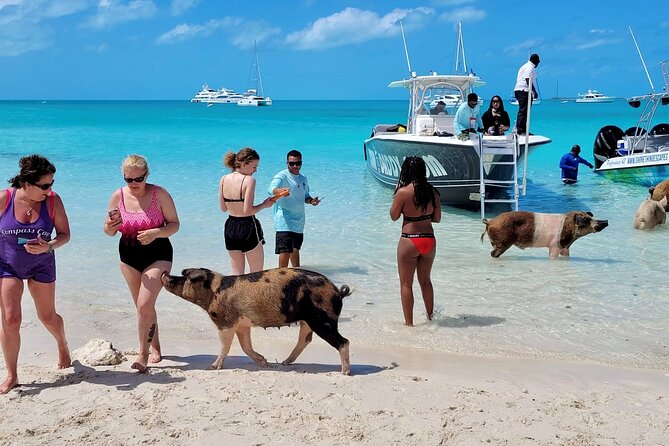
[225,215,265,253]
[119,237,173,272]
[275,231,304,254]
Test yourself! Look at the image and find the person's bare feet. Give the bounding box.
[58,349,72,369]
[0,376,18,395]
[131,353,149,373]
[148,347,162,364]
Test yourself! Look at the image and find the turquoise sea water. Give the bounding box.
[1,100,667,369]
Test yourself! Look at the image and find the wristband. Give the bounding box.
[47,244,54,253]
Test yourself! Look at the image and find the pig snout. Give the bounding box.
[594,220,608,232]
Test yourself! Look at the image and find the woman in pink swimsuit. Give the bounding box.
[103,155,180,373]
[389,157,441,326]
[0,154,71,394]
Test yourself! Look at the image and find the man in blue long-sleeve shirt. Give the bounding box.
[559,144,593,184]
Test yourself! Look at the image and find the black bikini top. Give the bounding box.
[404,213,433,222]
[223,175,247,203]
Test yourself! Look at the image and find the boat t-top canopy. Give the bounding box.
[389,74,485,91]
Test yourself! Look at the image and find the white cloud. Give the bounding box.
[81,0,157,30]
[84,42,108,53]
[556,31,621,52]
[170,0,198,16]
[0,0,87,56]
[156,17,279,49]
[504,39,544,56]
[285,7,434,51]
[438,6,485,23]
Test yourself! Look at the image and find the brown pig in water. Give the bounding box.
[481,211,609,259]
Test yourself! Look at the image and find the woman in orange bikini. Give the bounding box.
[390,157,441,326]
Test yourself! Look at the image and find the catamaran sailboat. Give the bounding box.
[238,42,272,107]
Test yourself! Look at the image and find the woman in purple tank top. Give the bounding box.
[0,154,71,394]
[103,155,180,373]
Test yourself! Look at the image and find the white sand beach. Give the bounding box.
[1,302,667,446]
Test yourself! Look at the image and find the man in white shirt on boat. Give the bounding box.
[513,53,540,135]
[453,93,483,136]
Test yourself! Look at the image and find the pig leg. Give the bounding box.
[548,246,562,259]
[310,322,351,375]
[282,321,314,366]
[559,247,570,257]
[211,327,236,370]
[236,326,268,367]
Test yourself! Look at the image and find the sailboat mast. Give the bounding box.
[254,41,265,97]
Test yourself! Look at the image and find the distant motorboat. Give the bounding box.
[576,89,616,103]
[237,41,272,107]
[509,95,541,106]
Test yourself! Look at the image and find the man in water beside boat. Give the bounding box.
[514,53,540,135]
[268,150,320,268]
[453,93,483,138]
[559,144,594,184]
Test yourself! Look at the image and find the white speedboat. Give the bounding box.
[576,89,616,103]
[237,42,272,107]
[593,61,669,186]
[364,73,551,208]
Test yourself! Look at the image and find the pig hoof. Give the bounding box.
[342,368,351,376]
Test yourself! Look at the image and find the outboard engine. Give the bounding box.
[625,126,647,136]
[593,125,624,169]
[650,123,669,135]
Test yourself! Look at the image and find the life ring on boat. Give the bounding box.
[593,125,624,168]
[650,123,669,135]
[625,126,647,137]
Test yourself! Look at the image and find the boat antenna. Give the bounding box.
[455,21,467,74]
[399,21,415,78]
[629,26,654,92]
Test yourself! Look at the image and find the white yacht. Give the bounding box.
[191,85,242,104]
[576,89,616,103]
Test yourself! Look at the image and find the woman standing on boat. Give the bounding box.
[390,157,441,326]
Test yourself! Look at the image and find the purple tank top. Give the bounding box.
[0,189,55,278]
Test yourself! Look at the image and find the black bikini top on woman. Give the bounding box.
[223,174,247,203]
[404,213,433,222]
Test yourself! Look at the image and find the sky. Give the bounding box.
[0,0,667,100]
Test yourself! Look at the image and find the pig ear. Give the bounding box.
[661,196,668,206]
[181,268,193,276]
[575,214,591,227]
[586,211,594,217]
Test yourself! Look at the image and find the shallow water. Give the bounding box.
[1,99,667,369]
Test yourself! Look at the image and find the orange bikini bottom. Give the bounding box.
[401,233,436,255]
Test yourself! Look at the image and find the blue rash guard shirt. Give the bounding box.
[559,152,593,182]
[268,169,311,233]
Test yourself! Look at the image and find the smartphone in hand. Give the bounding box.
[108,208,122,221]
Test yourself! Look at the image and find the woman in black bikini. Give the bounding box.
[389,157,441,326]
[219,147,273,275]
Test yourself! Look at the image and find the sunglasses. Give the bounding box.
[30,180,55,191]
[124,172,147,183]
[492,100,500,103]
[288,161,302,167]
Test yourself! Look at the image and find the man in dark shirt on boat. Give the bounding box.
[559,144,594,184]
